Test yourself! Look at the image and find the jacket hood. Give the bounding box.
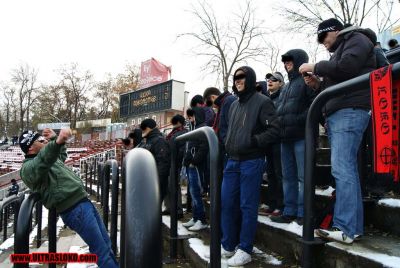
[146,128,162,139]
[282,49,309,80]
[256,81,268,96]
[214,91,232,108]
[232,66,257,102]
[330,26,375,52]
[191,106,206,126]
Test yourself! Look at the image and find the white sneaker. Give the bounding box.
[182,218,196,228]
[188,220,208,231]
[316,228,354,244]
[227,249,252,266]
[204,246,235,259]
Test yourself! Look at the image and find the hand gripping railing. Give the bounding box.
[122,148,162,268]
[302,62,400,268]
[14,192,58,268]
[171,126,221,268]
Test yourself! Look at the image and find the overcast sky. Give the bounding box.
[0,0,399,99]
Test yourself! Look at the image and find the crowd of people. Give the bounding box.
[16,17,397,267]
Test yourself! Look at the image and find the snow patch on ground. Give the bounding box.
[67,245,98,268]
[315,186,335,197]
[258,215,303,237]
[378,198,400,208]
[162,215,194,236]
[329,242,400,268]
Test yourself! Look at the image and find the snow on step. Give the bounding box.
[378,198,400,208]
[258,215,303,236]
[162,215,281,266]
[328,242,400,268]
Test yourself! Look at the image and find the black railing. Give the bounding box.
[123,148,162,268]
[172,126,221,268]
[0,194,24,242]
[14,193,57,268]
[302,62,400,268]
[386,47,400,64]
[103,159,119,254]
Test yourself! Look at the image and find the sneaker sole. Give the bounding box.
[228,258,252,266]
[316,229,353,245]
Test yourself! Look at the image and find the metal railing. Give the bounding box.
[14,192,57,268]
[172,126,221,268]
[123,148,162,268]
[302,62,400,268]
[0,194,24,242]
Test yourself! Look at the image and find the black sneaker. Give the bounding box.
[270,215,296,223]
[295,217,304,226]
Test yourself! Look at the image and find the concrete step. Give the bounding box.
[161,215,286,267]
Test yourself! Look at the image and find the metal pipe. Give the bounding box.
[97,162,104,202]
[124,148,161,268]
[107,159,119,255]
[14,193,41,268]
[169,140,178,259]
[302,62,400,267]
[175,126,221,268]
[103,163,111,231]
[48,208,57,268]
[36,202,42,248]
[120,152,126,267]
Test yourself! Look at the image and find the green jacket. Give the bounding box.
[20,138,87,213]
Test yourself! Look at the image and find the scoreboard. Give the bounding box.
[119,80,185,119]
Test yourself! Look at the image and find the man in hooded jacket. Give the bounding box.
[300,18,376,244]
[221,66,279,266]
[271,49,316,225]
[182,107,209,231]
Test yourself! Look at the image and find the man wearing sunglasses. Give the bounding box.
[221,66,279,266]
[19,128,118,267]
[299,18,376,244]
[259,72,285,217]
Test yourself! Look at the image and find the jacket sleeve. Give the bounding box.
[253,99,280,148]
[20,140,63,187]
[281,84,317,126]
[191,139,208,166]
[314,33,374,81]
[219,96,236,144]
[153,139,171,179]
[375,47,390,68]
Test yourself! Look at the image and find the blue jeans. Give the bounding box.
[221,158,264,254]
[327,108,370,238]
[60,200,118,268]
[187,166,206,222]
[281,140,305,218]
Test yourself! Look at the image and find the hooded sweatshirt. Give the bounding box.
[277,49,317,142]
[314,26,376,116]
[225,66,279,161]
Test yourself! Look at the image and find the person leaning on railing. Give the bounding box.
[19,128,118,268]
[299,18,376,245]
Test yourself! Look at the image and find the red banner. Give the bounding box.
[370,65,400,182]
[140,58,171,89]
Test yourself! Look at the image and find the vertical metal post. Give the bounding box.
[120,153,126,267]
[3,207,8,242]
[103,164,110,231]
[109,160,119,255]
[90,162,93,195]
[36,202,42,248]
[169,141,178,259]
[85,161,88,192]
[48,208,57,268]
[124,148,161,268]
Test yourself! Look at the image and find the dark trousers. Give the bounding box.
[266,143,283,210]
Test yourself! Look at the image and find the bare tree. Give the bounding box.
[1,85,17,136]
[10,64,38,131]
[179,0,266,91]
[278,0,399,33]
[59,63,93,128]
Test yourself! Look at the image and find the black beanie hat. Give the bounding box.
[19,130,41,154]
[140,119,157,130]
[317,18,344,43]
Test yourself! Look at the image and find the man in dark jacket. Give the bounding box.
[182,107,208,231]
[138,119,171,201]
[7,179,19,196]
[20,128,118,267]
[163,114,188,218]
[203,87,236,166]
[300,18,376,244]
[221,66,279,266]
[190,94,215,127]
[271,49,316,225]
[260,72,285,217]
